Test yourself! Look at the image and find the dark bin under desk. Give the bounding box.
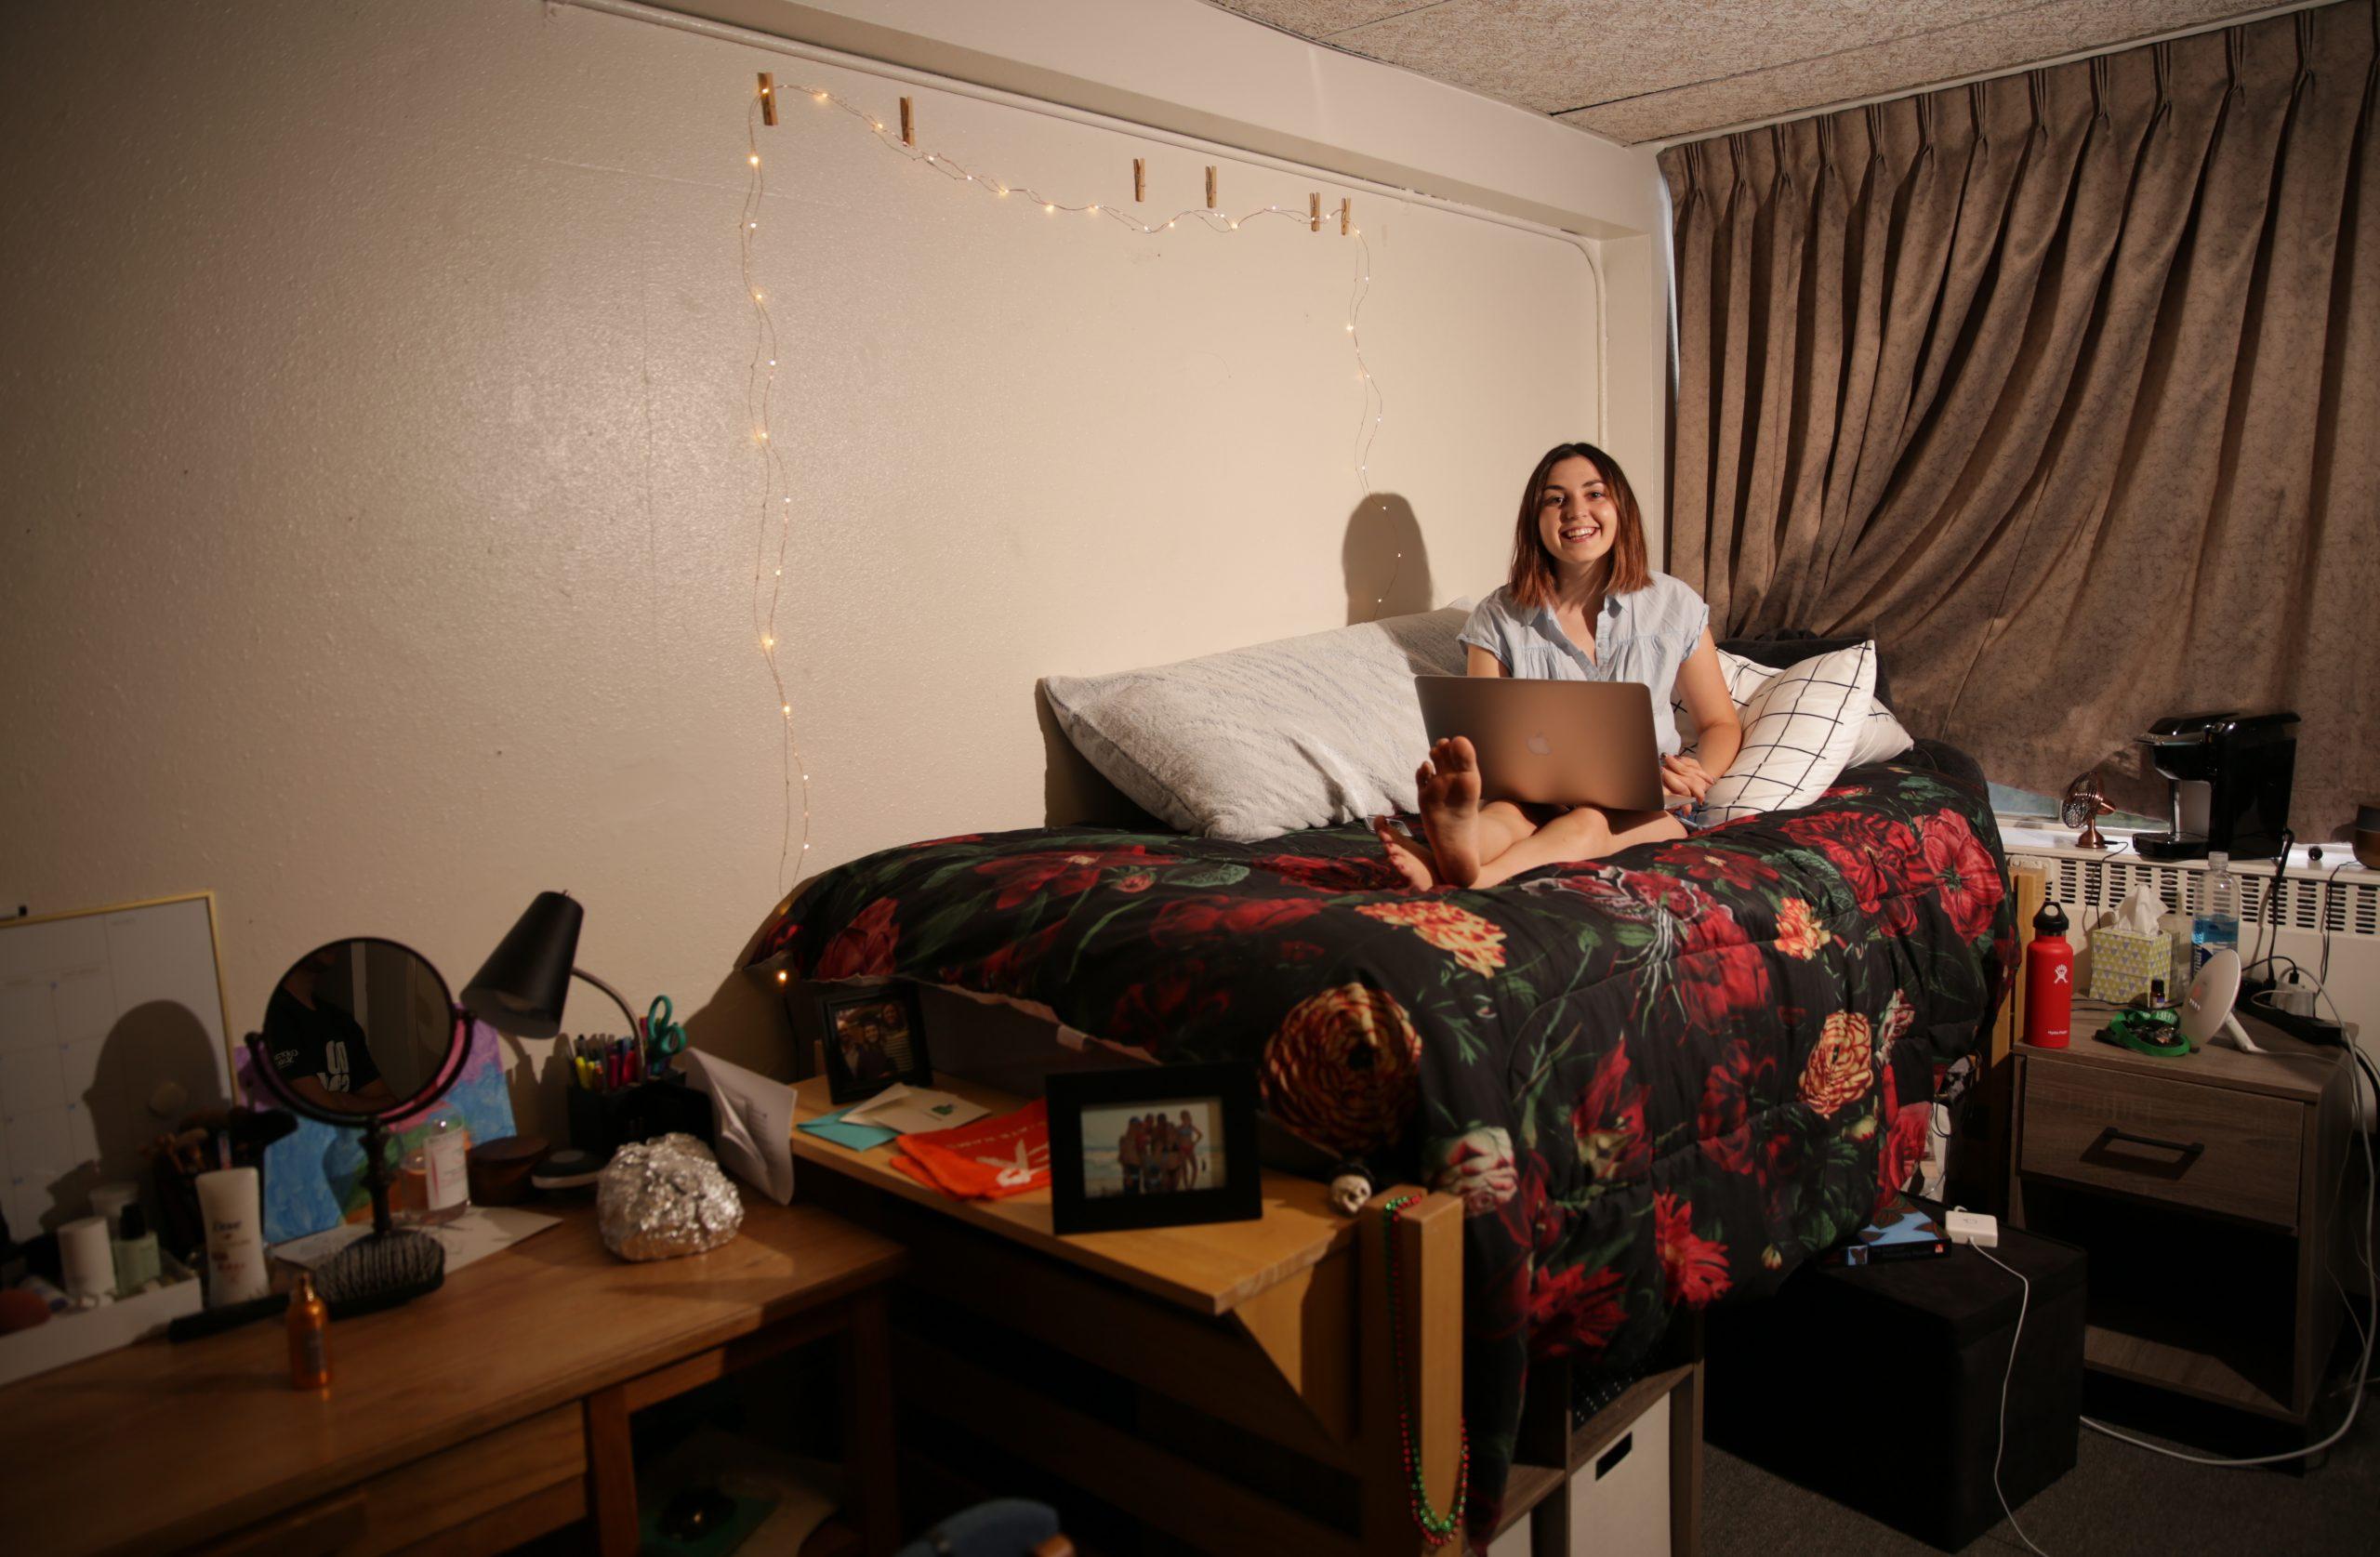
[1705,1222,2085,1550]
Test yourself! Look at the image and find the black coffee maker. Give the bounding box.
[2133,711,2299,861]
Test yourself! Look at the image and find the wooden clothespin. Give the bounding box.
[899,97,915,146]
[1134,158,1146,203]
[1206,165,1218,209]
[1310,193,1321,232]
[1341,197,1352,236]
[758,73,776,126]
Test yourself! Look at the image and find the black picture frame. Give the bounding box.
[1047,1062,1260,1234]
[815,983,932,1104]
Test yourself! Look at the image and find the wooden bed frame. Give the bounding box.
[781,1013,1703,1555]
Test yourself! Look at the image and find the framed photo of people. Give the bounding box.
[1046,1062,1259,1234]
[815,983,932,1103]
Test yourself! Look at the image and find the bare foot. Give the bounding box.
[1417,736,1485,888]
[1372,816,1438,890]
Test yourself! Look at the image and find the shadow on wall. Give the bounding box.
[1038,683,1161,830]
[1342,493,1434,624]
[52,999,231,1230]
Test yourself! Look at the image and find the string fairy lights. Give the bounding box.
[737,72,1398,886]
[741,79,813,891]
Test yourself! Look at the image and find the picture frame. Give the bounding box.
[1047,1062,1260,1234]
[815,983,932,1104]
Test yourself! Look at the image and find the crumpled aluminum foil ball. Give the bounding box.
[596,1133,744,1261]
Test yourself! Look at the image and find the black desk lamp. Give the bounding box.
[461,891,640,1037]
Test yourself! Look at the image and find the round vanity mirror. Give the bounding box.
[244,938,468,1307]
[258,938,464,1119]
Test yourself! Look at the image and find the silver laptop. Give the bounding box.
[1414,676,1665,811]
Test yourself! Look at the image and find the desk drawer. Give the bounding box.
[196,1405,585,1557]
[2019,1062,2301,1228]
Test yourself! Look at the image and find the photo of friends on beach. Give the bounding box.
[828,995,919,1089]
[1079,1098,1223,1198]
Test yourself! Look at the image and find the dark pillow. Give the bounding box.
[1717,628,1892,708]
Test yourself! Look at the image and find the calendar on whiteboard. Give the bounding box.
[0,895,235,1238]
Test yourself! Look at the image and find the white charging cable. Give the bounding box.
[1971,1241,2053,1557]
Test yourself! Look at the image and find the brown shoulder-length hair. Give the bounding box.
[1506,442,1650,611]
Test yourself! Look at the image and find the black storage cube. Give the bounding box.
[1705,1222,2085,1550]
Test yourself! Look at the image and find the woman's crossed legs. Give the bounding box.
[1374,735,1684,889]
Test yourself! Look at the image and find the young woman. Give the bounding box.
[1376,442,1742,890]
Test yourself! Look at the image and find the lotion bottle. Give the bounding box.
[286,1271,331,1391]
[111,1203,161,1295]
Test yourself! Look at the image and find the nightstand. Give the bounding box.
[2006,1006,2355,1441]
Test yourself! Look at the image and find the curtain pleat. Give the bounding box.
[1662,1,2378,836]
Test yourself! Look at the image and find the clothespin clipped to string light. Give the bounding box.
[1310,193,1321,232]
[1134,157,1145,203]
[899,96,915,146]
[1206,165,1218,209]
[758,72,775,125]
[1341,197,1353,236]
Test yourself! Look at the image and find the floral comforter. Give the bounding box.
[749,761,2013,1523]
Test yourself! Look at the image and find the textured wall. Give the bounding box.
[0,0,1665,1138]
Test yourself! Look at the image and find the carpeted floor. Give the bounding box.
[1704,1380,2378,1556]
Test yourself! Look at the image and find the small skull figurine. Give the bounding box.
[1329,1168,1375,1218]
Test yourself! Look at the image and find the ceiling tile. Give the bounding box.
[1554,0,2272,140]
[1333,1,2045,115]
[1203,0,2289,145]
[1211,2,1458,38]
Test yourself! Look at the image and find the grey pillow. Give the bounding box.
[1041,608,1467,842]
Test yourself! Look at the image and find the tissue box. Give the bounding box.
[2090,928,2173,1005]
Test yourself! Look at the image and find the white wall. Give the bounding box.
[0,0,1667,1138]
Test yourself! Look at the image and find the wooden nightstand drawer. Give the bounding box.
[2017,1061,2302,1228]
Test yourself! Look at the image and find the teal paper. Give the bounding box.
[797,1104,899,1152]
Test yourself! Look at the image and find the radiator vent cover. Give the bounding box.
[2008,853,2380,942]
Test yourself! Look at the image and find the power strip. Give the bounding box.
[2239,976,2348,1046]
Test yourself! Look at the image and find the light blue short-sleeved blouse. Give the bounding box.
[1456,572,1711,758]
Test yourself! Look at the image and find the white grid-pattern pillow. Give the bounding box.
[1677,647,1912,773]
[1699,641,1877,822]
[1844,698,1915,767]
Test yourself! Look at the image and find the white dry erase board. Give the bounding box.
[0,894,237,1237]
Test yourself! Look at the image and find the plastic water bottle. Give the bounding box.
[2191,851,2240,976]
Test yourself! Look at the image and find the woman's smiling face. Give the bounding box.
[1536,454,1619,574]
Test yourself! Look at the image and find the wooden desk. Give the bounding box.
[787,1071,1484,1555]
[0,1199,906,1557]
[787,1070,1357,1317]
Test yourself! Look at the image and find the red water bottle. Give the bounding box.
[2024,902,2074,1048]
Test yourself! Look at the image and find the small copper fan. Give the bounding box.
[2062,771,2116,850]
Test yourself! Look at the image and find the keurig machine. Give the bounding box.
[2133,711,2299,861]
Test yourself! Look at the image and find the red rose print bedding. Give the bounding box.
[747,759,2013,1524]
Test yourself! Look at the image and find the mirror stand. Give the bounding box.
[245,936,480,1315]
[317,1115,448,1315]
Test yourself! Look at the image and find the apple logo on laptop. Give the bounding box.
[1526,732,1554,755]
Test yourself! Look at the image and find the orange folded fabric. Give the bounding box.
[889,1101,1050,1200]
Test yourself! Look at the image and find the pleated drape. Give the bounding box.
[1662,1,2379,837]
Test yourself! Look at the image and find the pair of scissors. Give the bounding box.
[645,995,688,1071]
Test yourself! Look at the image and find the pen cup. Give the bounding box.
[565,1073,713,1163]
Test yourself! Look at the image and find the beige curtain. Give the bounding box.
[1662,1,2378,839]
